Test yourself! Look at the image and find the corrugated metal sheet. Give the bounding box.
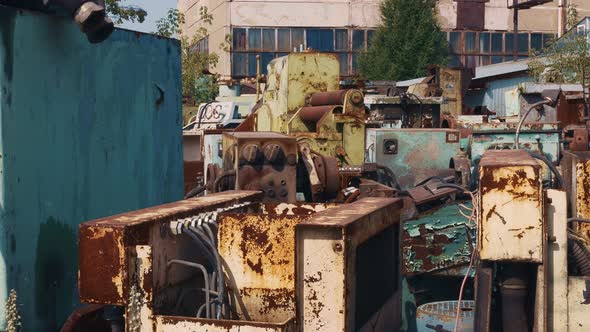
[468,77,533,117]
[0,6,182,330]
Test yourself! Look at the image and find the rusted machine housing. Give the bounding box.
[296,198,403,331]
[253,53,366,165]
[78,192,403,331]
[478,150,543,262]
[221,132,298,202]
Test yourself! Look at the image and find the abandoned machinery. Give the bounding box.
[76,53,590,331]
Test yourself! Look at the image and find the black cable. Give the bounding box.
[568,233,590,276]
[414,176,447,187]
[436,183,467,192]
[526,151,565,189]
[184,185,206,199]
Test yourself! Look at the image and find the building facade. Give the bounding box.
[178,0,590,81]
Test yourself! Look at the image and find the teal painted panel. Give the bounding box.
[366,129,460,190]
[0,6,182,331]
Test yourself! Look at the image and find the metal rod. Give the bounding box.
[256,55,261,101]
[514,0,519,60]
[515,99,552,149]
[167,260,211,319]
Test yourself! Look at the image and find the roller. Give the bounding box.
[309,89,363,107]
[299,105,338,123]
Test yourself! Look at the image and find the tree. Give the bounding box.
[105,0,147,24]
[528,4,589,114]
[154,7,224,105]
[358,0,448,81]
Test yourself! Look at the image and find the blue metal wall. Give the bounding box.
[464,77,532,117]
[0,6,183,331]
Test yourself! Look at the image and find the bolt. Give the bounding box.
[263,144,283,163]
[267,190,276,198]
[333,242,343,252]
[241,144,260,163]
[548,235,557,242]
[281,180,287,186]
[280,190,288,197]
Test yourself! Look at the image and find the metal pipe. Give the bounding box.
[167,260,211,319]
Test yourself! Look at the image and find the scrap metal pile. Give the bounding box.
[78,53,590,331]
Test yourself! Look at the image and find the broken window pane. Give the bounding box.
[335,29,348,51]
[263,29,275,51]
[491,33,503,53]
[292,29,304,51]
[353,30,365,51]
[233,28,246,51]
[249,28,261,50]
[277,29,290,52]
[465,32,476,53]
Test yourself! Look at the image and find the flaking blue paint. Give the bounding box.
[0,5,182,330]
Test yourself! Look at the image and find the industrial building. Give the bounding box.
[179,0,590,80]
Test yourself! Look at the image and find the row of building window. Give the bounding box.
[231,27,375,77]
[227,28,558,77]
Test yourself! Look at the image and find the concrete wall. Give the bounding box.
[0,6,183,330]
[180,0,590,78]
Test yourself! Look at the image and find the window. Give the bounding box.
[505,33,514,53]
[263,29,275,51]
[465,32,477,53]
[491,56,504,64]
[367,30,376,48]
[480,32,490,54]
[531,33,543,52]
[543,33,555,48]
[292,29,304,51]
[352,53,360,75]
[450,32,462,53]
[336,29,348,51]
[491,33,503,53]
[277,29,290,52]
[518,33,529,53]
[233,28,246,51]
[307,29,334,52]
[249,28,261,50]
[339,53,349,77]
[232,53,247,76]
[230,27,375,77]
[353,30,365,51]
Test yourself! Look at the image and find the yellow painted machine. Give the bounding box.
[251,53,367,166]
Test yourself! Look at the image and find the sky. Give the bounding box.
[118,0,178,34]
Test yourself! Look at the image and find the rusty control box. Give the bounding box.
[78,192,402,331]
[296,198,403,331]
[478,150,543,262]
[220,132,298,202]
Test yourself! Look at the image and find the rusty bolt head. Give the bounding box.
[280,189,288,197]
[333,242,343,252]
[241,144,260,163]
[267,189,276,198]
[263,144,283,163]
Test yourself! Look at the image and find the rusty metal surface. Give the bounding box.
[222,132,298,202]
[78,191,262,305]
[402,202,474,276]
[478,150,543,262]
[563,152,590,245]
[155,316,295,332]
[183,161,204,195]
[309,89,350,106]
[296,198,403,331]
[218,211,315,323]
[299,105,337,123]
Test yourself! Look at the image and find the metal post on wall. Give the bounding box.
[513,0,519,61]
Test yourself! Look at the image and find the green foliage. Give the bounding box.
[105,0,147,24]
[358,0,448,81]
[566,4,579,31]
[154,9,185,38]
[528,33,590,85]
